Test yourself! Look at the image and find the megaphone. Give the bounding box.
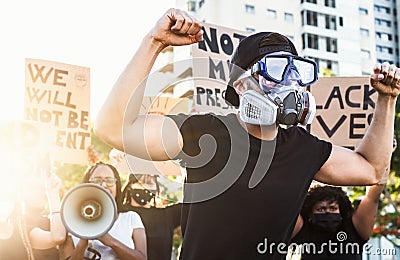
[61,183,117,239]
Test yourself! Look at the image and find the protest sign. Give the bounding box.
[309,76,376,149]
[24,58,90,164]
[191,22,249,115]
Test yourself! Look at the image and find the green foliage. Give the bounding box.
[347,172,400,248]
[392,98,400,178]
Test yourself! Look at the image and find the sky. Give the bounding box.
[0,0,175,120]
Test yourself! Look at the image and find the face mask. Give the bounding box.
[309,213,342,232]
[130,189,156,206]
[238,85,316,126]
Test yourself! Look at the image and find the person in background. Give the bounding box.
[22,168,67,260]
[1,157,67,260]
[122,173,182,260]
[66,161,147,260]
[290,138,398,259]
[0,197,29,259]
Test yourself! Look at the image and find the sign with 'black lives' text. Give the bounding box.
[308,76,376,149]
[24,58,90,164]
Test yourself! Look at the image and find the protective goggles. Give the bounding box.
[250,54,318,86]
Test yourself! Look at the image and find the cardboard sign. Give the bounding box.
[308,76,376,149]
[24,58,90,164]
[191,22,250,114]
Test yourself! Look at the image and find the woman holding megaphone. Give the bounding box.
[63,162,147,260]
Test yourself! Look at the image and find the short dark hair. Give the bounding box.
[301,185,354,220]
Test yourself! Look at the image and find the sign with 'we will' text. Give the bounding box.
[24,58,90,164]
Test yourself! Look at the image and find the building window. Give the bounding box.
[361,49,371,59]
[325,0,335,8]
[378,59,394,64]
[375,18,391,27]
[307,56,338,74]
[377,45,393,54]
[374,4,391,14]
[359,7,368,15]
[284,12,294,22]
[360,28,369,37]
[266,9,277,18]
[246,27,255,32]
[245,4,255,14]
[325,14,336,30]
[302,10,318,26]
[199,0,205,8]
[339,17,343,26]
[301,0,317,3]
[302,33,319,50]
[376,32,392,41]
[326,37,337,53]
[187,0,196,12]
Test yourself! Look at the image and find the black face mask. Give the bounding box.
[130,189,156,206]
[309,213,342,232]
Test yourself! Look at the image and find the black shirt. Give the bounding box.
[0,210,28,260]
[122,204,182,260]
[169,113,332,260]
[291,217,367,259]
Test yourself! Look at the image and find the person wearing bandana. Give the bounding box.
[290,139,397,259]
[121,174,182,260]
[95,8,400,260]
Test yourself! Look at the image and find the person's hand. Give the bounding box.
[370,62,400,97]
[150,8,203,49]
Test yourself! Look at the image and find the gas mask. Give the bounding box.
[309,213,342,232]
[238,54,318,126]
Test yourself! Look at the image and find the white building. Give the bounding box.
[148,0,400,112]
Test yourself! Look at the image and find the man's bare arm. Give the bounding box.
[315,63,399,185]
[95,9,203,160]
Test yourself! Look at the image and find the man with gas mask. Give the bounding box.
[95,8,400,260]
